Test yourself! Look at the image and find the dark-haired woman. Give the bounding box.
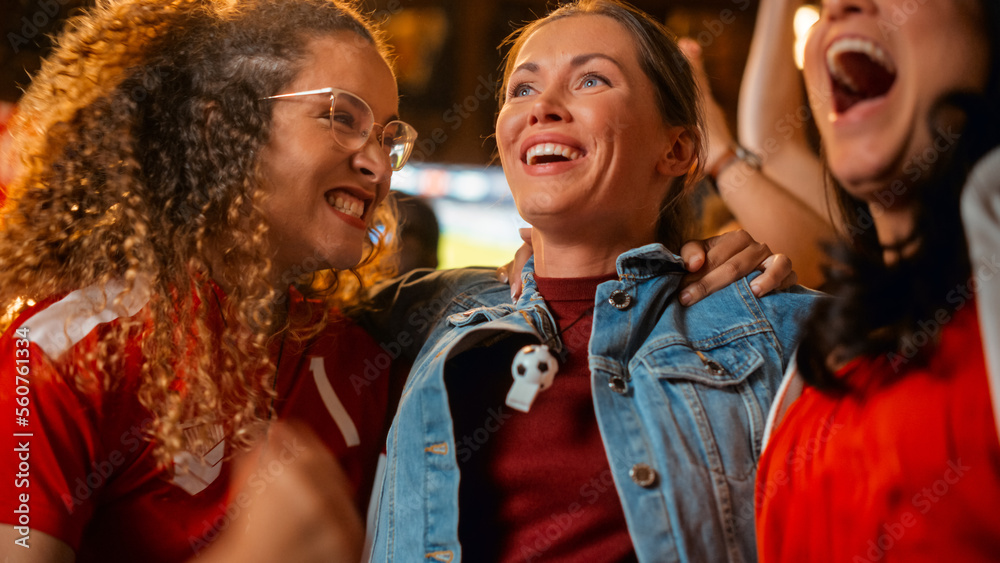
[0,0,412,561]
[365,2,821,561]
[749,0,1000,560]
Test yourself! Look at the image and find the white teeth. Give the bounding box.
[326,193,364,219]
[827,37,896,92]
[526,142,583,165]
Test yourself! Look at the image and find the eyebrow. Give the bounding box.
[512,53,626,75]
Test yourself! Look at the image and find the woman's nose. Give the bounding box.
[529,88,571,126]
[351,139,391,185]
[822,0,877,21]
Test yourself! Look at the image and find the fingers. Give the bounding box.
[510,242,534,302]
[678,38,707,84]
[519,227,533,244]
[678,230,771,306]
[752,253,798,296]
[495,263,511,284]
[509,228,535,302]
[497,227,536,288]
[678,239,707,273]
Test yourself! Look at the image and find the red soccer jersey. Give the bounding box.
[0,282,389,562]
[756,302,1000,562]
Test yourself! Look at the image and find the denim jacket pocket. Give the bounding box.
[639,339,769,480]
[644,339,764,386]
[447,304,516,327]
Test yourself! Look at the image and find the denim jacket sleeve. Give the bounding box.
[753,281,827,366]
[356,267,508,361]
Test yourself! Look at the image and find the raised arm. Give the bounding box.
[738,0,830,221]
[680,39,836,288]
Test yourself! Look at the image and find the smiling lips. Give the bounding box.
[525,142,584,165]
[325,189,367,220]
[826,36,898,115]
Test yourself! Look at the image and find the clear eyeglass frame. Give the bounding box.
[262,87,418,171]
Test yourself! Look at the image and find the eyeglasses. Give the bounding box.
[263,87,418,171]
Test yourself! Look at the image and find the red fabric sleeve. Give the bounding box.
[0,312,105,551]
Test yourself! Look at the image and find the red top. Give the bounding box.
[450,273,637,562]
[0,283,389,562]
[756,302,1000,562]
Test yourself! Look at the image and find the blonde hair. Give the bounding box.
[0,0,397,464]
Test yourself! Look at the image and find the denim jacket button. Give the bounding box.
[608,374,628,395]
[629,463,658,488]
[609,289,632,310]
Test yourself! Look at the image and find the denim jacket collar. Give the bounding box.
[518,243,688,302]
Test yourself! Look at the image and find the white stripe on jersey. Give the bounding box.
[309,356,361,447]
[24,280,149,359]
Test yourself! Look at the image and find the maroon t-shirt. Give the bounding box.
[449,273,638,562]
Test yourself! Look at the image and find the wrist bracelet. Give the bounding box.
[708,144,763,181]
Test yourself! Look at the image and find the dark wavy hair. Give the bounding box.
[497,0,704,252]
[798,0,1000,390]
[0,0,398,463]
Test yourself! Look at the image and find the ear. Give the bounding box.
[655,126,697,178]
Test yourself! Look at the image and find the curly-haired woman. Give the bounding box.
[0,0,415,561]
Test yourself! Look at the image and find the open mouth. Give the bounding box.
[826,37,897,114]
[324,189,368,221]
[525,142,584,165]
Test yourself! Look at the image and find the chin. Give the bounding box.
[828,146,896,188]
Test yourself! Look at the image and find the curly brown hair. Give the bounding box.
[0,0,398,464]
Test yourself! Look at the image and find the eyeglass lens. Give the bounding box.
[331,92,416,170]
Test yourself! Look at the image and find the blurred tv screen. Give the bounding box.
[391,163,524,269]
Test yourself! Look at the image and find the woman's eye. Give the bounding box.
[510,83,535,98]
[332,111,356,128]
[580,74,608,89]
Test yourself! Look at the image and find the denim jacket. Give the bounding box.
[363,244,821,563]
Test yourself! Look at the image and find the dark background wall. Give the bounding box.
[0,0,763,164]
